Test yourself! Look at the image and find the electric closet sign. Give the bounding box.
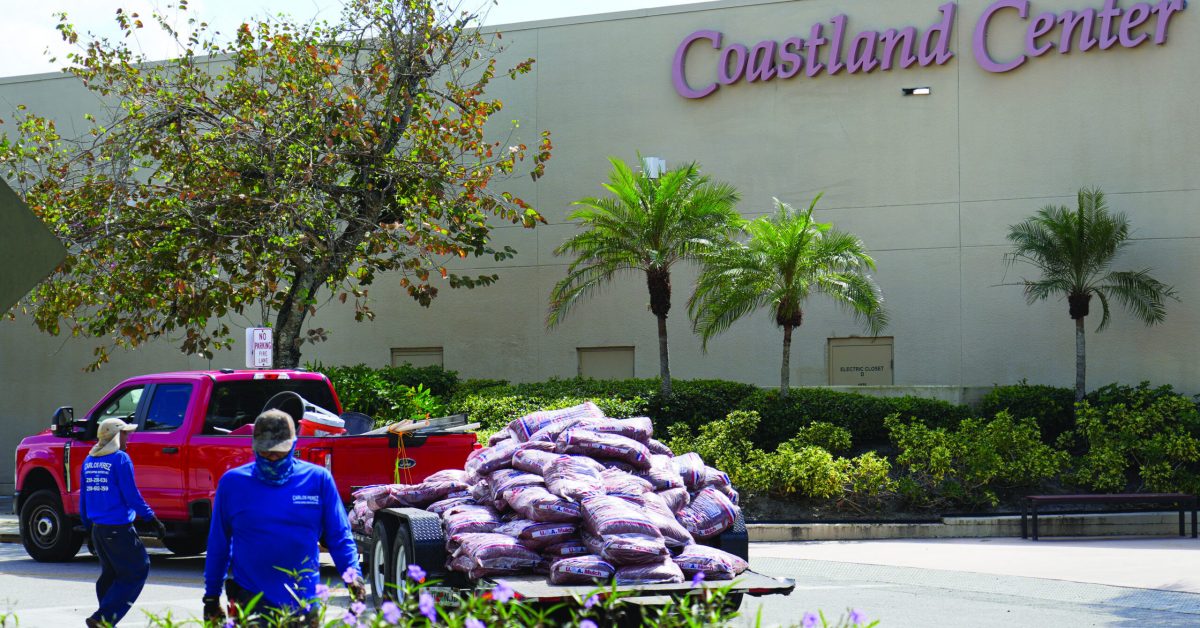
[671,0,1187,98]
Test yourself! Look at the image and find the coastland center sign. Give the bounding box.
[671,0,1187,98]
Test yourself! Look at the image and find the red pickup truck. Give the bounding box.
[14,369,477,562]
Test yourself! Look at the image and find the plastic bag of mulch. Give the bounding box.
[581,529,606,556]
[348,500,374,535]
[494,518,579,551]
[543,538,590,559]
[636,454,685,490]
[646,438,674,456]
[673,452,707,490]
[352,485,397,511]
[388,480,468,508]
[614,556,684,584]
[465,439,520,480]
[677,487,739,539]
[427,495,478,515]
[448,533,542,577]
[488,429,515,446]
[488,468,545,501]
[424,468,469,484]
[555,429,651,470]
[512,447,561,476]
[671,544,748,580]
[544,455,606,501]
[443,504,504,537]
[600,533,669,565]
[615,492,693,548]
[657,487,690,513]
[508,402,606,441]
[505,485,583,523]
[583,417,654,443]
[601,467,655,497]
[580,495,663,539]
[549,555,617,585]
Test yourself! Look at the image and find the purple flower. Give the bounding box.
[849,609,865,625]
[419,590,437,622]
[342,566,359,584]
[584,594,599,609]
[315,583,331,602]
[223,621,235,628]
[408,563,427,583]
[691,571,705,587]
[342,611,360,626]
[580,621,598,628]
[382,601,402,624]
[350,601,366,616]
[802,612,819,628]
[464,619,485,628]
[491,580,514,603]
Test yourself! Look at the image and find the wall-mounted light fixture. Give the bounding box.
[901,87,932,96]
[643,156,667,179]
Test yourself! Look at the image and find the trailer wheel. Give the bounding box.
[724,592,744,612]
[390,521,415,604]
[19,489,83,562]
[368,524,394,607]
[162,533,207,556]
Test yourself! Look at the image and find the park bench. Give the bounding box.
[1021,493,1198,540]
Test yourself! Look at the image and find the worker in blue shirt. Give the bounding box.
[80,418,167,627]
[203,409,364,626]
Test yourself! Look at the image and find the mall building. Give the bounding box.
[2,0,1198,491]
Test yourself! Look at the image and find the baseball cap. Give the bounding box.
[253,409,297,454]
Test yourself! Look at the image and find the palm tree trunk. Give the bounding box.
[780,324,793,399]
[657,314,672,397]
[1075,317,1086,402]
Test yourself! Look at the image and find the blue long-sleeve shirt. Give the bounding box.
[203,460,360,609]
[79,451,155,527]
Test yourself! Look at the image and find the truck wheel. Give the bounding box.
[368,524,394,606]
[19,489,83,562]
[724,592,744,612]
[390,521,415,604]
[162,533,207,556]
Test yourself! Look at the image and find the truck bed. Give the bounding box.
[496,571,795,602]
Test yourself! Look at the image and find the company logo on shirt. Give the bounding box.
[292,494,320,505]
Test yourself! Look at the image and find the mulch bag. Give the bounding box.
[424,468,468,484]
[512,447,561,476]
[646,438,674,456]
[348,500,374,534]
[671,544,748,580]
[544,455,605,500]
[556,429,651,470]
[506,485,583,522]
[673,452,707,490]
[601,467,654,497]
[580,495,663,539]
[449,533,543,577]
[636,455,685,490]
[657,487,690,513]
[494,519,579,550]
[614,556,684,584]
[488,429,515,446]
[600,533,669,565]
[443,504,504,537]
[508,402,605,441]
[488,468,545,500]
[581,529,606,556]
[677,487,739,539]
[352,485,396,511]
[549,555,616,585]
[583,417,654,443]
[543,539,590,559]
[427,495,478,515]
[389,480,468,508]
[616,493,693,548]
[465,439,520,479]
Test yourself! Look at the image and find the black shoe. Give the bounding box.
[85,617,102,628]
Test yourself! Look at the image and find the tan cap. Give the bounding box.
[253,409,297,454]
[90,418,137,456]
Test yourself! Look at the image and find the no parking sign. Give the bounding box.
[246,327,273,369]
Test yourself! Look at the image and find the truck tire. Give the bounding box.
[367,524,394,606]
[19,489,83,562]
[390,521,415,604]
[162,533,207,556]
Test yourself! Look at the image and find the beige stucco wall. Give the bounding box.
[2,0,1198,492]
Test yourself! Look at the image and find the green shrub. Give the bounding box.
[449,393,647,434]
[786,421,853,454]
[887,411,1068,508]
[979,381,1075,443]
[318,362,460,422]
[453,378,512,397]
[648,379,761,429]
[1064,389,1200,493]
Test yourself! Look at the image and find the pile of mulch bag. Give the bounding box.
[349,402,748,585]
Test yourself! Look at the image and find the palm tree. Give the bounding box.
[689,195,887,398]
[1004,187,1178,402]
[547,156,741,397]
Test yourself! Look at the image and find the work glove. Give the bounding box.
[202,596,226,625]
[149,518,168,540]
[348,576,367,603]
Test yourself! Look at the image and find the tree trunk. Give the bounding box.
[1075,316,1086,402]
[272,268,320,369]
[780,324,793,399]
[657,314,672,397]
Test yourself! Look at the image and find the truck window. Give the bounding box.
[203,380,337,435]
[97,387,145,423]
[143,384,194,432]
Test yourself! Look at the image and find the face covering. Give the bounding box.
[253,443,297,486]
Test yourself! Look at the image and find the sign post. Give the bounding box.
[246,327,273,369]
[0,179,66,312]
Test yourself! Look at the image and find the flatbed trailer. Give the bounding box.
[353,506,796,609]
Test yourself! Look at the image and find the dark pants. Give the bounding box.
[226,579,319,628]
[90,523,149,626]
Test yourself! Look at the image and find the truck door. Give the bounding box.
[124,382,194,520]
[68,385,147,514]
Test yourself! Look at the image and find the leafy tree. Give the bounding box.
[689,195,886,398]
[547,157,740,397]
[1004,187,1177,401]
[0,0,552,369]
